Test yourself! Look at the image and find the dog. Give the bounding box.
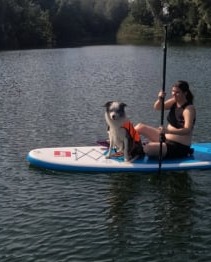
[104,101,144,162]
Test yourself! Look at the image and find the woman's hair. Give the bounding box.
[173,80,194,104]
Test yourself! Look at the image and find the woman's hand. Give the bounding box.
[158,126,166,134]
[158,126,166,142]
[158,91,166,100]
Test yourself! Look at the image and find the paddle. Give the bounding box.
[158,25,168,175]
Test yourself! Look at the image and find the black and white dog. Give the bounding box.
[104,101,144,162]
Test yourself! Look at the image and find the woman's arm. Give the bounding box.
[154,97,175,110]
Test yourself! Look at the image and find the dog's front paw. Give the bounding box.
[105,155,111,159]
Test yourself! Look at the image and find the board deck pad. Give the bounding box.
[27,143,211,173]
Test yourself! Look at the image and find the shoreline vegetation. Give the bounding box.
[0,0,211,51]
[117,23,211,46]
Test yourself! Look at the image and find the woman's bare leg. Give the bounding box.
[135,123,167,157]
[135,123,160,142]
[144,142,167,158]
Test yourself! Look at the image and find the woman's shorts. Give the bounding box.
[165,139,192,159]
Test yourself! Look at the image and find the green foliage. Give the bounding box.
[0,0,53,49]
[0,0,129,49]
[52,0,84,45]
[117,15,158,42]
[125,0,211,41]
[130,0,154,26]
[0,0,210,49]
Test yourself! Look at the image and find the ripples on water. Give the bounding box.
[0,45,211,261]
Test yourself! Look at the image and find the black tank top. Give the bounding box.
[167,102,194,129]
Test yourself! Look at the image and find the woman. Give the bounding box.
[135,80,196,158]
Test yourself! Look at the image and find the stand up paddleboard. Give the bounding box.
[27,143,211,173]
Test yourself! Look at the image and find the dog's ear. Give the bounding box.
[104,101,113,107]
[120,102,127,108]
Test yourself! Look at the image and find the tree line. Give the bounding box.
[125,0,211,41]
[0,0,210,50]
[0,0,129,49]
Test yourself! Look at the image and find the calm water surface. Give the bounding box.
[0,45,211,261]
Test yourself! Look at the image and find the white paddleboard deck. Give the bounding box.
[27,143,211,173]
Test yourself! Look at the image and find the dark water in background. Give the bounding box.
[0,45,211,261]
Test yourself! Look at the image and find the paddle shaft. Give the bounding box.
[158,25,168,174]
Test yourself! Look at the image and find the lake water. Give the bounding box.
[0,44,211,261]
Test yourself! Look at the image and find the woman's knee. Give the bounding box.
[135,123,153,138]
[135,123,145,133]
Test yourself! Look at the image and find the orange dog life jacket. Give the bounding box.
[122,121,141,143]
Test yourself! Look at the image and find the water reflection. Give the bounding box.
[106,172,195,258]
[151,174,195,254]
[106,173,143,257]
